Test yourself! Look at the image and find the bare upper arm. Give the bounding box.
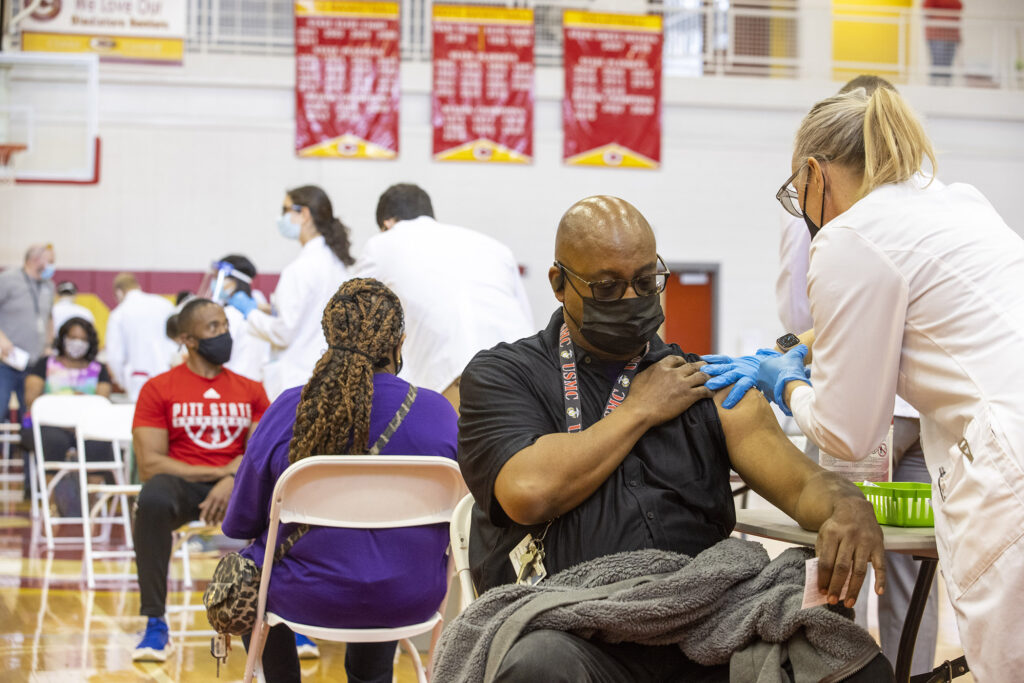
[24,375,44,411]
[133,427,169,476]
[713,388,820,519]
[96,382,112,398]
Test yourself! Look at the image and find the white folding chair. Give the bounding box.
[450,493,477,614]
[243,455,468,683]
[0,421,26,507]
[30,394,111,550]
[71,400,215,590]
[76,402,137,587]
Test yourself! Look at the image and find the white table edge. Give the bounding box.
[734,508,938,558]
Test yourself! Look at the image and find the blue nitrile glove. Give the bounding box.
[702,349,781,409]
[228,290,257,319]
[755,344,811,416]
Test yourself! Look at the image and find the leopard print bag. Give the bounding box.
[203,524,308,635]
[202,384,417,636]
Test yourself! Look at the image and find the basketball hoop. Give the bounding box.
[0,144,27,188]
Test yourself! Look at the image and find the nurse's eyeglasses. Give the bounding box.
[555,256,670,302]
[776,165,806,219]
[281,204,305,215]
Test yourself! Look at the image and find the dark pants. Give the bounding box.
[493,630,894,683]
[2,365,28,494]
[134,473,212,617]
[0,365,26,420]
[22,425,114,516]
[242,624,396,683]
[928,39,957,84]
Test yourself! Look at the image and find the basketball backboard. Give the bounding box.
[0,51,100,184]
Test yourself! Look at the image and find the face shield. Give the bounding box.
[198,261,253,304]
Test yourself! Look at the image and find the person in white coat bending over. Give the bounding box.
[106,273,176,401]
[704,86,1024,681]
[227,185,351,400]
[774,74,938,678]
[353,183,534,411]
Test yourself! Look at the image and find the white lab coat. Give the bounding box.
[353,216,534,393]
[105,289,177,400]
[245,235,348,399]
[224,303,269,383]
[52,298,95,332]
[776,212,814,333]
[777,210,919,419]
[790,177,1024,681]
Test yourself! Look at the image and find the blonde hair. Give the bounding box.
[793,87,936,198]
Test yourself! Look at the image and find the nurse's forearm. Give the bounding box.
[776,328,815,364]
[784,378,808,408]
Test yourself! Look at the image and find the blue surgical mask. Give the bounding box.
[40,264,56,280]
[277,214,301,240]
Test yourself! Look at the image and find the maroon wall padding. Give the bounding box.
[52,269,281,309]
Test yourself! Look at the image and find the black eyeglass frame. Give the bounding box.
[776,163,807,218]
[281,203,305,215]
[555,255,671,302]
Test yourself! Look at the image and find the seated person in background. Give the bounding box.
[222,278,458,683]
[51,281,95,332]
[131,299,269,662]
[457,196,893,683]
[21,317,113,516]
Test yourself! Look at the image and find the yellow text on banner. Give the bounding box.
[432,5,533,25]
[563,11,662,32]
[21,32,184,62]
[294,1,399,18]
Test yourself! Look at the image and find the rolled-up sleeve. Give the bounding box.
[795,227,907,460]
[457,349,555,527]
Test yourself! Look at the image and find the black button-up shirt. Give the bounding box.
[458,309,735,593]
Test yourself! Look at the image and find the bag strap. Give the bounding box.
[369,384,417,455]
[270,384,418,563]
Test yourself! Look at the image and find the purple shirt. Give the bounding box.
[221,373,458,628]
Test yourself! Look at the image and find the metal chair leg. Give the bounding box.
[895,557,938,682]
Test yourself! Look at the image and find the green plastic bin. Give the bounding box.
[854,482,934,527]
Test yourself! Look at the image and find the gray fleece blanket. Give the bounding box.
[432,537,879,683]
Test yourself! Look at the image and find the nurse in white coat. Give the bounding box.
[707,87,1024,681]
[228,185,351,399]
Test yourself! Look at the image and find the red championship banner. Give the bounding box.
[432,5,534,163]
[563,11,662,169]
[294,1,399,159]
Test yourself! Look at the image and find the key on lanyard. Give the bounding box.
[211,634,230,676]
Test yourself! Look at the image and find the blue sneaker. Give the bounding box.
[133,617,172,662]
[295,632,319,659]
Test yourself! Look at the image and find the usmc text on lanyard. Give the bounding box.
[510,322,649,585]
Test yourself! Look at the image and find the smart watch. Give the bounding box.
[776,332,802,353]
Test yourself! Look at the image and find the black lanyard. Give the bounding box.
[559,322,646,433]
[22,270,40,317]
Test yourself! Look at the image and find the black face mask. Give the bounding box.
[802,166,826,240]
[195,331,233,366]
[565,294,665,357]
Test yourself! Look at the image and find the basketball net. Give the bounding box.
[0,144,27,189]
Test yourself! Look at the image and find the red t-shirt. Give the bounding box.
[133,363,270,467]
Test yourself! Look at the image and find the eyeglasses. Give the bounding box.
[281,204,304,215]
[776,163,807,218]
[555,256,670,302]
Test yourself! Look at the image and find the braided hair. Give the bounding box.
[288,185,356,266]
[287,278,405,463]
